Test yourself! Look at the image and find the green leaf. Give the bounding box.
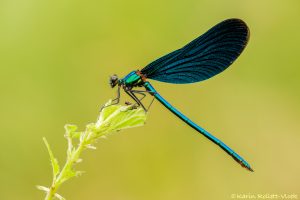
[43,137,60,178]
[58,168,77,184]
[95,102,147,136]
[36,185,49,193]
[39,100,148,199]
[70,131,82,139]
[99,100,120,120]
[64,124,78,138]
[64,124,78,132]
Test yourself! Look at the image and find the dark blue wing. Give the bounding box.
[141,18,249,84]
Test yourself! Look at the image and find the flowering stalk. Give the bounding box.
[37,100,147,200]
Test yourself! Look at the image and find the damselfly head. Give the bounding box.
[109,74,118,88]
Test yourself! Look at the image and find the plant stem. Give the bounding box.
[44,133,88,200]
[44,185,56,200]
[39,101,146,199]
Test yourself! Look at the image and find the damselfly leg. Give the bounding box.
[127,89,155,112]
[100,86,121,111]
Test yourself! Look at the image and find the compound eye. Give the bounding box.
[109,74,118,88]
[111,74,118,81]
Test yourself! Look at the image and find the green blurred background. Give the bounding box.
[1,0,300,199]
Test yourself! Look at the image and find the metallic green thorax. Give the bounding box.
[122,71,143,87]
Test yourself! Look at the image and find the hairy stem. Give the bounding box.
[38,101,146,200]
[45,142,84,200]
